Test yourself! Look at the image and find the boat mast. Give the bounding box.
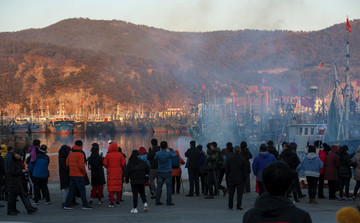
[344,17,351,140]
[334,64,344,140]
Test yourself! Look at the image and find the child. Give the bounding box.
[87,143,105,205]
[125,150,150,214]
[103,143,125,207]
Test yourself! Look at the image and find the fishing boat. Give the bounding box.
[29,122,47,133]
[12,120,30,134]
[73,121,85,134]
[54,120,74,134]
[153,125,167,134]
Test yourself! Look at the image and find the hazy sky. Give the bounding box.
[0,0,359,32]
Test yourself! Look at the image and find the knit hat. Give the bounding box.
[234,146,241,152]
[139,147,147,155]
[289,142,297,150]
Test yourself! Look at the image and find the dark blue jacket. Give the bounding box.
[185,146,201,169]
[252,152,276,182]
[31,153,49,178]
[155,148,176,173]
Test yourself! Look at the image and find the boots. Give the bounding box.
[309,198,318,204]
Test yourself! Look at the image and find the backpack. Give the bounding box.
[171,156,180,169]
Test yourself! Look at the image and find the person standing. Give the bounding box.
[63,140,92,210]
[279,142,301,202]
[288,142,306,199]
[4,145,15,202]
[219,142,233,192]
[352,145,360,200]
[226,146,246,211]
[240,141,252,193]
[103,142,126,207]
[172,150,185,195]
[325,143,340,200]
[198,145,207,195]
[203,142,219,199]
[267,141,279,160]
[7,149,38,215]
[0,145,5,203]
[30,145,51,205]
[154,141,176,206]
[296,146,323,204]
[315,140,327,199]
[252,144,276,195]
[125,150,150,214]
[337,145,353,201]
[243,162,312,223]
[58,145,71,207]
[185,140,201,197]
[87,143,105,205]
[147,139,160,198]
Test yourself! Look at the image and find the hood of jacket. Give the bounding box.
[254,192,294,217]
[28,145,39,153]
[331,145,340,154]
[139,147,147,155]
[306,153,318,160]
[108,143,118,153]
[58,146,70,158]
[72,145,82,151]
[259,152,272,159]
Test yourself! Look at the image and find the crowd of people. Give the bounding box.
[1,138,360,222]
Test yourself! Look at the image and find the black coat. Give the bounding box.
[279,149,300,172]
[268,146,279,159]
[6,154,26,193]
[58,146,70,190]
[243,192,312,223]
[147,146,160,169]
[185,146,201,169]
[226,153,246,185]
[125,158,150,185]
[240,148,252,174]
[87,153,106,186]
[0,155,4,184]
[338,152,352,178]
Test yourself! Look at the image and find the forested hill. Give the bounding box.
[0,18,359,114]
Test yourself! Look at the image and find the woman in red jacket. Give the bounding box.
[172,150,185,194]
[103,143,125,207]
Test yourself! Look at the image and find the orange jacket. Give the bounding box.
[66,145,86,177]
[103,143,126,192]
[172,150,185,177]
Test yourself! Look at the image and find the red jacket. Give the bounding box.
[318,149,327,174]
[103,143,126,192]
[66,145,86,177]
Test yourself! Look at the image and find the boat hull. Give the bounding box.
[54,121,74,134]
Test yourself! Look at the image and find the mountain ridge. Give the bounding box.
[0,18,359,115]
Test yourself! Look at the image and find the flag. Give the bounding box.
[202,83,206,90]
[318,60,324,67]
[290,88,295,96]
[346,17,352,33]
[301,96,315,108]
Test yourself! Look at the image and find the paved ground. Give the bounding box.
[0,179,358,223]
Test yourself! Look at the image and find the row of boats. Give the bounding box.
[8,119,190,135]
